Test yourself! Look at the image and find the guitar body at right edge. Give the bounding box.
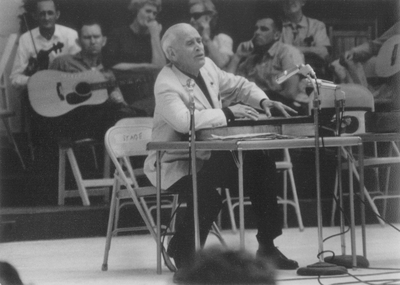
[28,70,109,117]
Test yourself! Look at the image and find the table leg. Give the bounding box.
[238,149,245,249]
[156,151,162,274]
[338,147,346,255]
[358,143,367,258]
[347,147,357,267]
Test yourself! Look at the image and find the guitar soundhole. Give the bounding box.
[75,82,91,96]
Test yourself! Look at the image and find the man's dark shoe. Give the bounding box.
[257,247,299,270]
[167,237,189,270]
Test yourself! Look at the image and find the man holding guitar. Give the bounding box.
[10,0,80,89]
[343,21,400,111]
[45,20,142,142]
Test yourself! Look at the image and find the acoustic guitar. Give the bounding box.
[27,70,146,117]
[375,35,400,78]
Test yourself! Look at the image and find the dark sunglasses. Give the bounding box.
[190,11,212,20]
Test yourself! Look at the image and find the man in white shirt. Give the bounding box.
[10,0,80,89]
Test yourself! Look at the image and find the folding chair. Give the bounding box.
[58,138,112,206]
[112,117,176,238]
[328,84,400,226]
[102,118,226,273]
[331,134,400,226]
[101,118,177,272]
[0,33,26,170]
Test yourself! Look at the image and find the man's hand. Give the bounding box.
[146,20,162,37]
[228,104,260,121]
[199,16,211,41]
[261,99,297,118]
[192,15,212,41]
[235,40,254,59]
[344,49,356,62]
[109,90,126,104]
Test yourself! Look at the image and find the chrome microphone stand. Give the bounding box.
[297,72,348,276]
[186,79,201,251]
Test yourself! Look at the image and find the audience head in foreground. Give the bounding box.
[174,247,276,284]
[0,261,24,285]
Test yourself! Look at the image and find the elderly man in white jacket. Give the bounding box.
[144,23,299,271]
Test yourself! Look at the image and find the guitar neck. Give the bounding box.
[90,77,146,90]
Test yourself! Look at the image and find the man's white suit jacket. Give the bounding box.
[144,57,268,189]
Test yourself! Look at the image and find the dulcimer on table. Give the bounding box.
[197,114,315,141]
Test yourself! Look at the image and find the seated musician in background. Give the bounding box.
[280,0,331,79]
[144,23,299,271]
[10,0,80,152]
[48,20,143,142]
[10,0,80,89]
[341,21,400,111]
[102,0,166,116]
[226,15,309,115]
[188,0,234,70]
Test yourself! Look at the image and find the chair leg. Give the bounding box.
[224,188,238,233]
[170,195,179,237]
[382,142,395,219]
[103,152,111,203]
[216,188,222,228]
[21,94,35,161]
[350,163,385,226]
[58,147,67,206]
[330,170,339,226]
[382,165,391,219]
[141,197,156,228]
[66,148,91,206]
[102,178,118,271]
[2,117,26,170]
[90,145,98,170]
[287,167,304,231]
[210,222,227,247]
[282,170,288,229]
[114,198,120,232]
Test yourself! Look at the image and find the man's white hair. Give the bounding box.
[161,23,193,60]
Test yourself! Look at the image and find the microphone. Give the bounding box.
[186,79,196,108]
[275,64,316,84]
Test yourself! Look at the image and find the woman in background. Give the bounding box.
[103,0,166,115]
[189,0,233,70]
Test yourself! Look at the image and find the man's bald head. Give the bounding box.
[161,23,205,76]
[161,23,197,60]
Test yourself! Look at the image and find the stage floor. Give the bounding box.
[1,224,400,285]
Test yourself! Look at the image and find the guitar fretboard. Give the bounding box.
[90,78,148,91]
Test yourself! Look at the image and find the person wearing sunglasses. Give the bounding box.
[189,0,233,70]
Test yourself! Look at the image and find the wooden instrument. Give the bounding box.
[24,42,64,76]
[375,35,400,78]
[197,115,315,140]
[28,70,109,117]
[27,69,146,117]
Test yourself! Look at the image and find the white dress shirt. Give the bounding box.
[10,24,80,88]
